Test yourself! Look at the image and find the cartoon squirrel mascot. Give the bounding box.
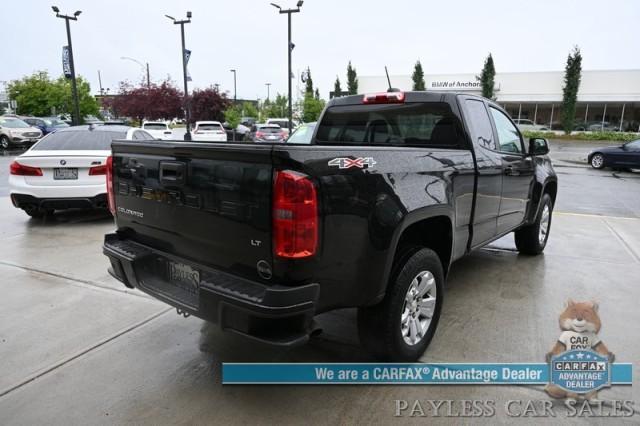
[544,300,614,401]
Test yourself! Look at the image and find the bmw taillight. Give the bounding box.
[89,164,107,175]
[10,161,43,176]
[273,170,318,258]
[106,156,115,215]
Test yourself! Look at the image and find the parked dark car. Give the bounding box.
[588,139,640,169]
[22,117,69,135]
[103,91,557,361]
[244,124,286,142]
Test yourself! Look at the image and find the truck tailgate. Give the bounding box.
[110,141,273,281]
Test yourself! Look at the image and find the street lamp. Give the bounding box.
[120,56,150,88]
[52,5,82,126]
[166,11,192,141]
[271,1,302,133]
[230,69,237,103]
[265,82,271,101]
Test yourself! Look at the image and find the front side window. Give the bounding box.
[316,102,464,148]
[490,107,523,153]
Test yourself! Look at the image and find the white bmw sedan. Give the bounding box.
[9,125,154,217]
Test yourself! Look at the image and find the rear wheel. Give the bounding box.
[515,193,553,255]
[590,153,605,169]
[358,248,444,361]
[0,136,10,150]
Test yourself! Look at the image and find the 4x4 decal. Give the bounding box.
[328,157,377,169]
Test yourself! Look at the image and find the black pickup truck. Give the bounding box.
[103,91,557,361]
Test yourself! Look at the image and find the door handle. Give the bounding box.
[504,166,520,176]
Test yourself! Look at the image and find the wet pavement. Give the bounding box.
[0,142,639,424]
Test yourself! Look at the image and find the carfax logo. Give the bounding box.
[545,300,615,400]
[550,350,610,394]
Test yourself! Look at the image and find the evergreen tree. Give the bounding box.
[561,46,583,134]
[477,53,496,99]
[347,61,358,95]
[334,76,342,98]
[304,67,313,96]
[412,60,426,91]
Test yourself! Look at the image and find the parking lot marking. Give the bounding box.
[0,307,172,399]
[0,260,154,300]
[601,219,640,264]
[555,211,639,221]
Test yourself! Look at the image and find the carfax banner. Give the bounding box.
[222,360,632,386]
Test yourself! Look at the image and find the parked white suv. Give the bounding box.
[142,121,173,140]
[192,121,227,142]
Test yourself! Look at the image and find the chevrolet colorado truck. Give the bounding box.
[103,91,557,361]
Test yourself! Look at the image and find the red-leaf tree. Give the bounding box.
[109,80,184,122]
[190,87,231,123]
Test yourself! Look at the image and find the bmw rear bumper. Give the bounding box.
[11,193,108,210]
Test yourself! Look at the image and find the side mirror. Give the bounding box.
[529,137,549,156]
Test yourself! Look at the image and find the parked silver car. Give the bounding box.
[0,116,42,149]
[513,119,550,132]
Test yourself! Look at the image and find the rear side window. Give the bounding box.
[463,99,496,150]
[197,124,223,131]
[32,131,126,150]
[143,123,168,130]
[258,126,281,133]
[316,103,464,148]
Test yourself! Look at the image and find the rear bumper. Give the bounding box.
[11,193,108,210]
[103,233,320,346]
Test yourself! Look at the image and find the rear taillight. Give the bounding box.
[362,91,405,104]
[10,161,43,176]
[106,156,115,215]
[256,131,265,138]
[194,130,203,134]
[273,170,318,259]
[89,164,107,175]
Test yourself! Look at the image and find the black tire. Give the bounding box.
[515,193,553,255]
[590,153,605,169]
[357,247,444,361]
[0,135,10,150]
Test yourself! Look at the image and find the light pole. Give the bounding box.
[120,56,150,88]
[166,11,192,141]
[214,83,220,92]
[52,6,82,126]
[265,82,271,101]
[230,69,237,103]
[271,1,302,133]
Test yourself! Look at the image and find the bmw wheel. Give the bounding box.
[590,153,605,169]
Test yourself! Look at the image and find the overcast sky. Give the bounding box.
[3,0,639,100]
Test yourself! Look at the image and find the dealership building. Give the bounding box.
[358,70,640,131]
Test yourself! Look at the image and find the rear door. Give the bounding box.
[488,106,535,234]
[111,141,274,281]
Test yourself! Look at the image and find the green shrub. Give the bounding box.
[521,130,638,142]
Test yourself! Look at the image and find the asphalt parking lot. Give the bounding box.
[0,141,639,424]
